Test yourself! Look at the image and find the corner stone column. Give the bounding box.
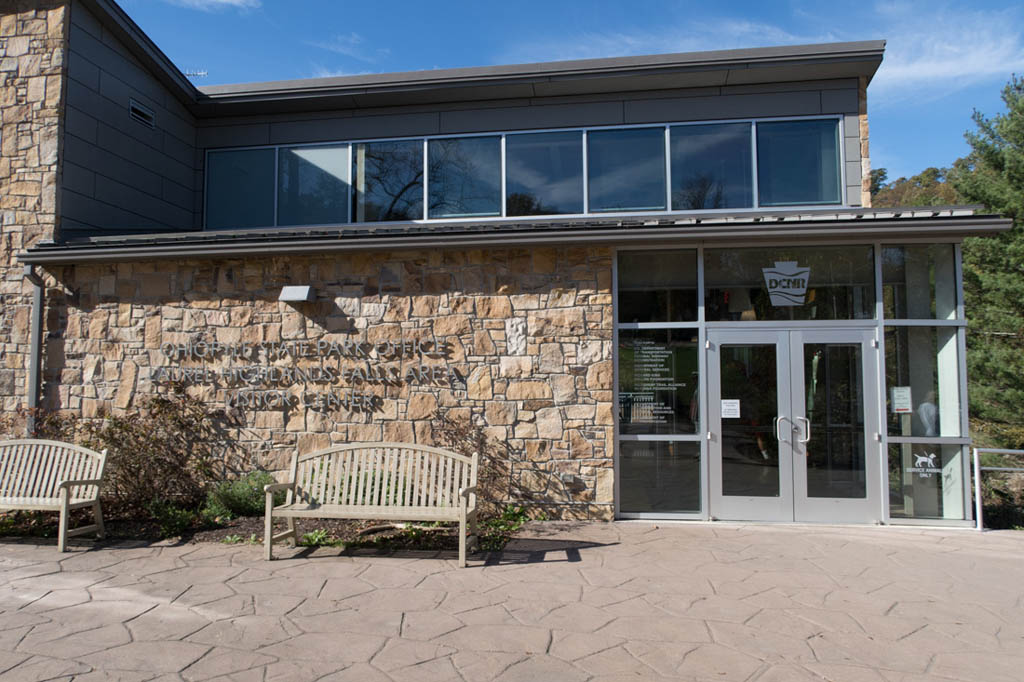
[0,1,70,415]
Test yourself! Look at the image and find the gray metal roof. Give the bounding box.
[21,207,1010,265]
[79,1,884,117]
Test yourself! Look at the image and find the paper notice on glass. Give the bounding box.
[891,386,913,414]
[721,399,741,419]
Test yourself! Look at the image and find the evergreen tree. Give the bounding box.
[951,76,1024,447]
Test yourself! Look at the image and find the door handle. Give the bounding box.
[774,416,790,442]
[796,416,811,445]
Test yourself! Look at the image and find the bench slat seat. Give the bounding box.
[0,497,99,511]
[264,442,479,567]
[0,439,107,551]
[273,503,477,522]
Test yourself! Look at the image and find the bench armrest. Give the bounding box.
[59,479,103,490]
[264,482,294,494]
[458,486,477,499]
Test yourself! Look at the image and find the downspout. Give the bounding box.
[23,265,44,436]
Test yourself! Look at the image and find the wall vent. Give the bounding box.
[129,99,155,129]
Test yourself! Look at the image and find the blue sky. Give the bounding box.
[119,0,1024,182]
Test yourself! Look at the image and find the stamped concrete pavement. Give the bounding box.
[1,522,1023,681]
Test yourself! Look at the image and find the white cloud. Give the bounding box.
[867,3,1024,106]
[162,0,260,10]
[309,64,374,79]
[496,20,833,64]
[496,3,1023,108]
[309,33,389,64]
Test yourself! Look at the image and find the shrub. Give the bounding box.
[147,499,196,538]
[204,471,285,522]
[479,505,533,551]
[299,528,334,546]
[75,387,227,515]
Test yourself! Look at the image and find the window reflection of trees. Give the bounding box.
[673,174,725,210]
[428,138,500,218]
[353,141,423,222]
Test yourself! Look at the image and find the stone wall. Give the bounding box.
[0,1,69,413]
[46,246,616,519]
[859,75,872,208]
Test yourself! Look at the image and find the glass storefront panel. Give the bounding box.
[277,145,349,227]
[428,136,501,218]
[617,249,697,323]
[587,128,667,212]
[670,123,752,210]
[206,148,275,229]
[352,140,424,221]
[618,329,699,435]
[720,343,780,497]
[704,246,875,321]
[804,342,866,498]
[885,326,961,437]
[756,119,841,206]
[619,440,700,513]
[882,244,957,320]
[888,443,966,519]
[506,131,583,216]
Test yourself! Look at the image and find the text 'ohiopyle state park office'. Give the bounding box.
[2,0,1011,525]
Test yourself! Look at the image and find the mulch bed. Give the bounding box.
[0,510,463,550]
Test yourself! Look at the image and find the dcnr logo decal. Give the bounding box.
[762,261,811,306]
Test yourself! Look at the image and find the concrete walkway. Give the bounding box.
[1,522,1023,681]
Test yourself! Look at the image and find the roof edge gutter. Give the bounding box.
[18,217,1012,266]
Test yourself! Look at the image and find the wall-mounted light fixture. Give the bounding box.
[279,285,316,303]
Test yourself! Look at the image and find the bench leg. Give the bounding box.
[458,518,467,568]
[286,516,296,547]
[58,492,69,553]
[264,496,274,561]
[93,501,105,540]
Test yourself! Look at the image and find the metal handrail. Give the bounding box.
[972,447,1024,531]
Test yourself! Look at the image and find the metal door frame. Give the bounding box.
[707,327,881,522]
[790,328,881,523]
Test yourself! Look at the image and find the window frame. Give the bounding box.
[203,114,847,230]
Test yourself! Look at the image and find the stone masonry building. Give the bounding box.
[1,0,1010,523]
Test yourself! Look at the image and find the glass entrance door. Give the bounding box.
[708,329,880,522]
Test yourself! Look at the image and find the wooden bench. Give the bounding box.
[0,439,107,552]
[264,442,479,567]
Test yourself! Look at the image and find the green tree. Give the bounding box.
[951,76,1024,447]
[872,166,965,208]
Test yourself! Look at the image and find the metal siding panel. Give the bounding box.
[95,123,194,189]
[267,111,440,145]
[64,106,98,144]
[62,161,96,198]
[70,0,103,39]
[843,114,860,139]
[162,177,192,209]
[439,101,624,134]
[65,130,163,198]
[66,49,100,91]
[625,91,822,124]
[721,78,859,95]
[846,160,862,189]
[98,70,195,146]
[845,135,861,162]
[196,123,272,148]
[822,88,859,114]
[93,175,192,228]
[61,188,172,233]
